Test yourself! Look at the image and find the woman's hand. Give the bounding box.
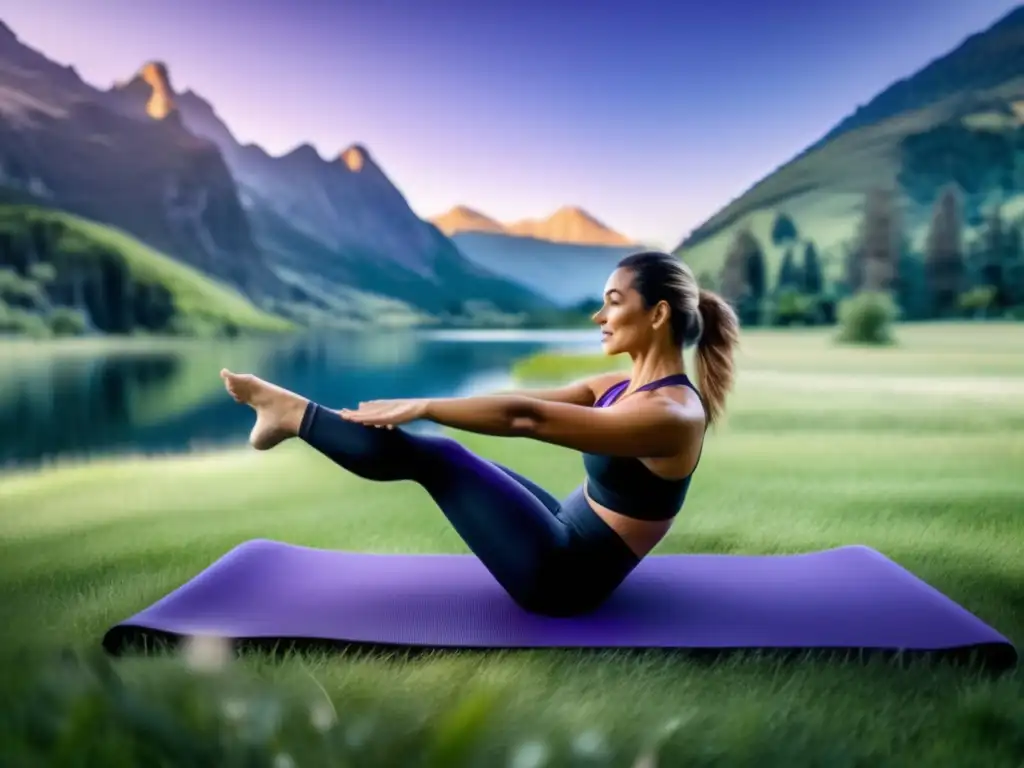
[339,398,430,429]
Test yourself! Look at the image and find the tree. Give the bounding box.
[745,236,766,307]
[802,241,823,294]
[842,239,864,296]
[857,188,901,294]
[719,228,765,325]
[1004,222,1024,308]
[719,236,748,306]
[697,271,718,292]
[977,207,1011,310]
[776,247,803,291]
[771,213,798,247]
[924,184,965,317]
[896,245,927,320]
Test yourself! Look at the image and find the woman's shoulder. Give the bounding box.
[582,371,629,401]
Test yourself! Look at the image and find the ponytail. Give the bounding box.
[694,289,739,426]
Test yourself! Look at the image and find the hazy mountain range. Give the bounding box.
[0,22,559,328]
[441,232,638,306]
[427,205,639,306]
[431,204,634,246]
[3,5,1024,332]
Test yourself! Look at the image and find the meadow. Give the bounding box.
[0,322,1022,766]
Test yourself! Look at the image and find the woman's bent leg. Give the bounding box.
[488,462,561,515]
[298,402,572,611]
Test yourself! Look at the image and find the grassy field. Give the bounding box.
[0,323,1022,766]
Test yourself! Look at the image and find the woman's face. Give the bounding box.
[591,268,653,356]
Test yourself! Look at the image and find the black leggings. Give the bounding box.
[298,401,640,616]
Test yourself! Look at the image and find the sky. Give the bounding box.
[2,0,1022,248]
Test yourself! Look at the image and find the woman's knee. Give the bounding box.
[412,434,474,475]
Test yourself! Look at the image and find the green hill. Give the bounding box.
[674,6,1024,309]
[0,205,295,338]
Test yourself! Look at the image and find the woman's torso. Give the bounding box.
[582,372,705,558]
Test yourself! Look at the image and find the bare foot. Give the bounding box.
[220,369,307,450]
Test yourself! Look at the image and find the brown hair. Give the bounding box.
[616,251,740,425]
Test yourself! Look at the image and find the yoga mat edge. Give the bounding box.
[101,539,1017,671]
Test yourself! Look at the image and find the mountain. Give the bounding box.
[507,206,635,246]
[0,22,280,301]
[431,204,639,305]
[448,232,637,306]
[431,206,506,236]
[106,64,552,319]
[673,5,1024,289]
[431,204,634,246]
[0,22,552,331]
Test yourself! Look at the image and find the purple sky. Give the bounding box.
[2,0,1021,247]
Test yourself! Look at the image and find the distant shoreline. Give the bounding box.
[0,325,600,357]
[1,317,1018,356]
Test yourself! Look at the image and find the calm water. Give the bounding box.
[0,329,597,469]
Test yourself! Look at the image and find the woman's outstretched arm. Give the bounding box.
[339,393,543,438]
[423,391,697,458]
[495,381,594,406]
[495,371,626,407]
[420,394,551,437]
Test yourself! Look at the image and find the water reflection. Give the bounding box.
[0,329,594,468]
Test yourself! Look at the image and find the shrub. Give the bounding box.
[47,306,88,336]
[958,286,997,318]
[768,289,821,326]
[28,261,57,284]
[0,268,46,310]
[836,291,899,345]
[0,299,51,337]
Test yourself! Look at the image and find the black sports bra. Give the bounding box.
[581,373,704,521]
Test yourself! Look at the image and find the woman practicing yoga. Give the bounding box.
[221,251,740,617]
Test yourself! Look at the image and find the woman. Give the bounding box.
[221,251,740,617]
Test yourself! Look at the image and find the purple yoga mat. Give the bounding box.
[102,539,1016,668]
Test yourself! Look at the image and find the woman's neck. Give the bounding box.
[626,346,685,393]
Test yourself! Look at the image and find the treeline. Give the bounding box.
[916,186,1024,318]
[706,186,1024,326]
[701,212,832,327]
[0,213,175,337]
[0,208,236,338]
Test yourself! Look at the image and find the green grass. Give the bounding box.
[0,205,296,334]
[1,324,1023,765]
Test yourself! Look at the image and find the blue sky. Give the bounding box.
[3,0,1021,246]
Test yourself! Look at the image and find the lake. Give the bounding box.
[0,329,598,469]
